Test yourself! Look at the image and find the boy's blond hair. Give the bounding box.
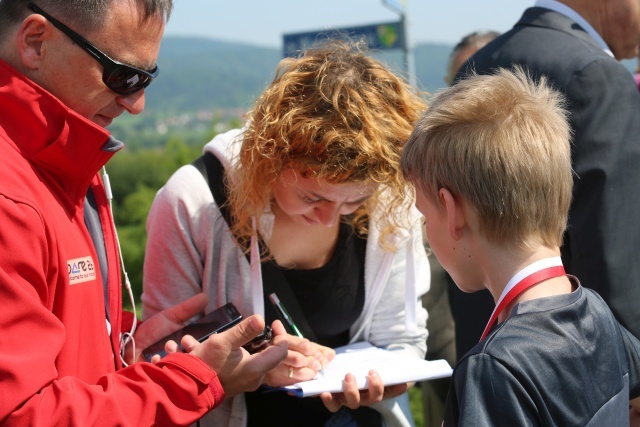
[401,67,572,248]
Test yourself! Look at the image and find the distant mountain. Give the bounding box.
[142,36,454,116]
[144,36,282,115]
[116,35,637,149]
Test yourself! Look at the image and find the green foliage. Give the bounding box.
[118,224,147,310]
[145,37,282,115]
[107,141,201,206]
[107,137,203,301]
[410,386,425,427]
[120,184,157,226]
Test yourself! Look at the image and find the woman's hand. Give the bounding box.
[319,370,407,412]
[262,322,336,387]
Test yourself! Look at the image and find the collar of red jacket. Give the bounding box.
[0,58,122,202]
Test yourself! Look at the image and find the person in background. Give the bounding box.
[456,0,640,348]
[444,30,499,86]
[402,66,640,427]
[0,1,287,425]
[143,39,430,427]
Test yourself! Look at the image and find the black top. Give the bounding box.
[282,221,366,349]
[246,221,382,427]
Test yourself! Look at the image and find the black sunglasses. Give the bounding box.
[27,2,159,95]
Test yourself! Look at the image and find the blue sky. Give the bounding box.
[164,0,534,47]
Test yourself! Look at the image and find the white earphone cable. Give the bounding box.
[102,166,138,367]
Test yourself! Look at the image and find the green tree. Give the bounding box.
[107,137,203,308]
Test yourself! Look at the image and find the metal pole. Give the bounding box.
[383,0,415,88]
[401,8,416,88]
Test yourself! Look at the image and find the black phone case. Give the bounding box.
[142,302,242,362]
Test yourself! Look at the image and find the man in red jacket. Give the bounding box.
[0,1,287,425]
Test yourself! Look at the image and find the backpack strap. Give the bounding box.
[191,152,317,341]
[192,152,235,238]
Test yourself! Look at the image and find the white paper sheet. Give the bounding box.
[278,341,453,397]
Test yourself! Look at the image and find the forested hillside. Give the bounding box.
[146,37,282,114]
[147,36,453,114]
[107,36,456,148]
[119,35,638,120]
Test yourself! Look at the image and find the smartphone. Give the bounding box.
[242,325,273,354]
[142,302,242,362]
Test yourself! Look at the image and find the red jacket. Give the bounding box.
[0,59,224,426]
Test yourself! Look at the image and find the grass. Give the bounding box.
[409,385,425,427]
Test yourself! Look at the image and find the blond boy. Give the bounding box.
[401,68,640,426]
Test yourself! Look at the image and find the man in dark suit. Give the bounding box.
[454,0,640,351]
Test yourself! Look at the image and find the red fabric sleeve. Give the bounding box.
[5,352,224,426]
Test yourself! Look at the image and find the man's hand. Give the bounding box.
[127,293,209,364]
[183,315,288,397]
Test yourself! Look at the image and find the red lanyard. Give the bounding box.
[480,257,566,341]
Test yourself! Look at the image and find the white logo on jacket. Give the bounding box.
[67,256,96,285]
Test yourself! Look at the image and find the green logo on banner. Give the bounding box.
[377,24,398,48]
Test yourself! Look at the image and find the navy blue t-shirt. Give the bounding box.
[444,285,640,426]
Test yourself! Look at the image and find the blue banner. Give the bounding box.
[283,21,405,58]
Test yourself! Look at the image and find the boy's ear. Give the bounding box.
[16,14,50,70]
[439,188,465,241]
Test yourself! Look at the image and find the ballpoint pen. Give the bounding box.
[269,293,304,338]
[269,292,325,375]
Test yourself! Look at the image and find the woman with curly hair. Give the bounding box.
[142,39,430,427]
